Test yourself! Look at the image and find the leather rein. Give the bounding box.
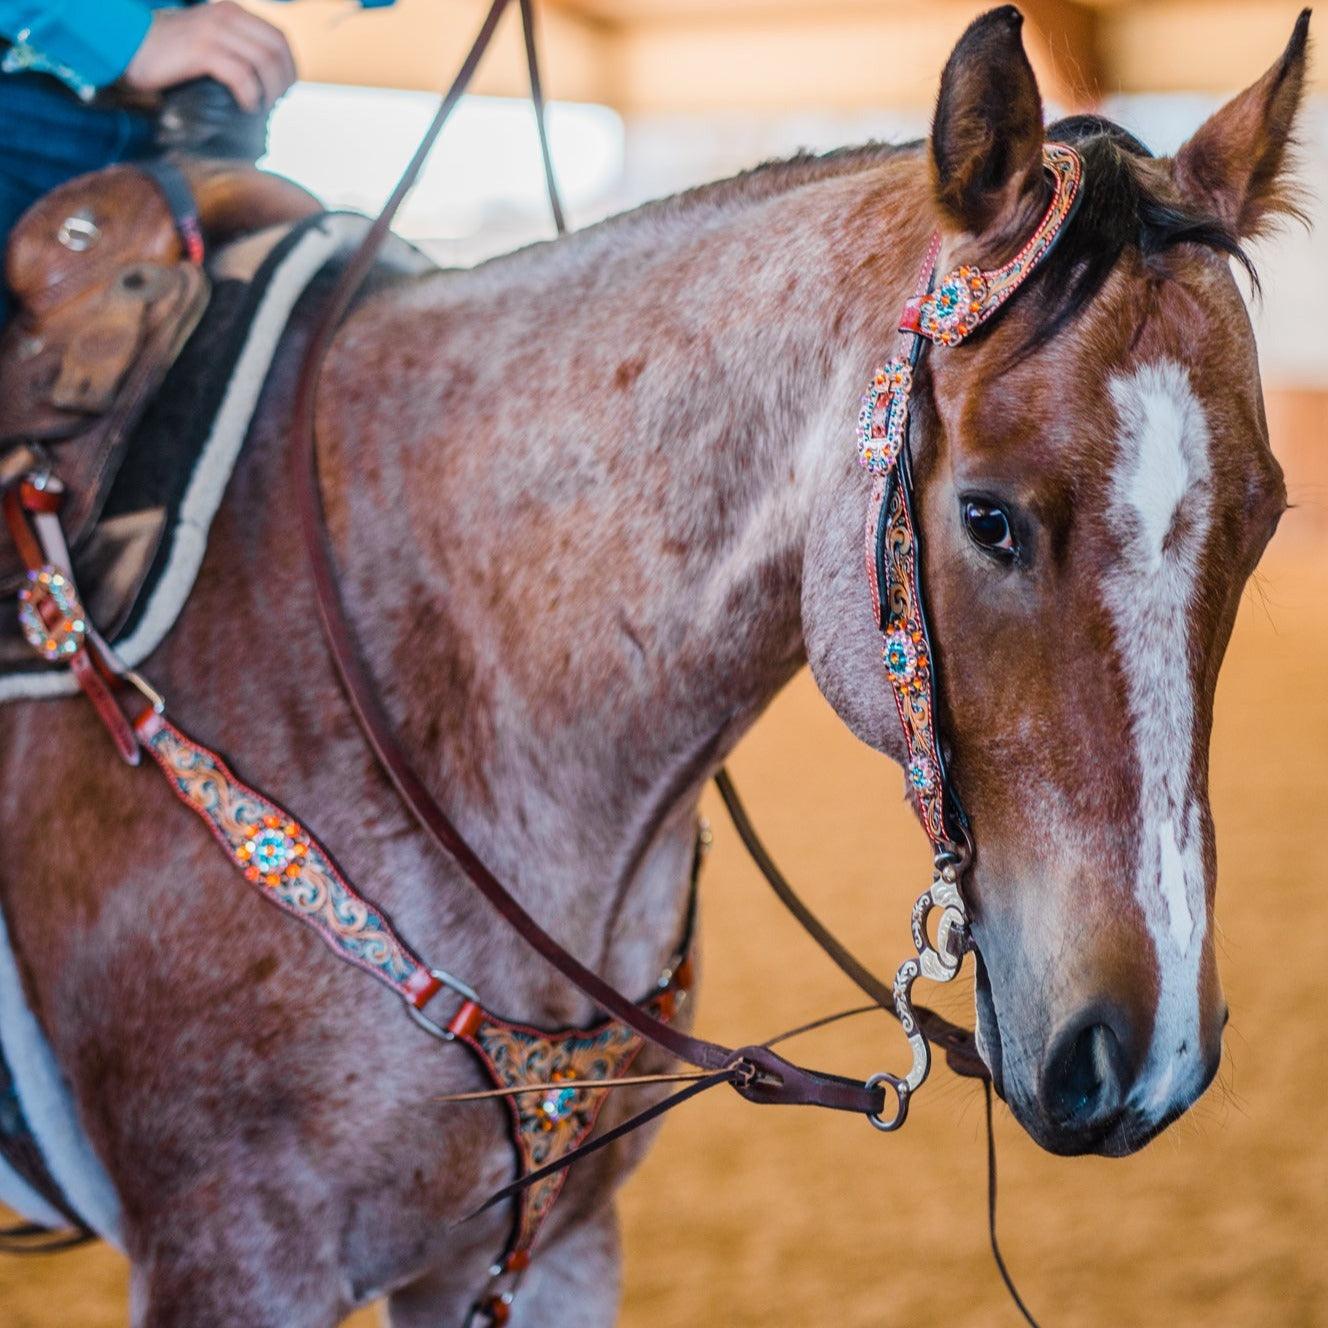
[290,0,897,1128]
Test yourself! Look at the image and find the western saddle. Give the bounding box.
[0,156,320,597]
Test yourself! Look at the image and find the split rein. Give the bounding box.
[277,0,1067,1296]
[285,1,1073,1319]
[290,0,917,1135]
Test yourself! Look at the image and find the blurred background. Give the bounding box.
[2,0,1326,1324]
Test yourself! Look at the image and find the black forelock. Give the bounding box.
[1013,115,1256,354]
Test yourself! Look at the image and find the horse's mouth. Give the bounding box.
[972,948,1005,1100]
[1038,1107,1171,1158]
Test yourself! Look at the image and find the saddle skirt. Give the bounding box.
[0,161,326,590]
[0,210,433,702]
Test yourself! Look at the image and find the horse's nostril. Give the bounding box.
[1043,1020,1126,1131]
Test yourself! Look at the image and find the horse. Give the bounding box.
[0,5,1310,1323]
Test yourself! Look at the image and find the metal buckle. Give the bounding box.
[57,209,101,253]
[865,1072,909,1132]
[24,454,55,492]
[404,967,481,1042]
[124,670,166,714]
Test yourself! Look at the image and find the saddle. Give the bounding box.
[0,158,320,596]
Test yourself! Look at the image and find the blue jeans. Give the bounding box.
[0,74,156,325]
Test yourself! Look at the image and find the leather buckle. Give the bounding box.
[404,967,482,1043]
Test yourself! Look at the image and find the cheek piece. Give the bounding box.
[855,142,1083,1129]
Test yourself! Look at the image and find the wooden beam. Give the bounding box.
[1019,0,1103,109]
[610,4,1031,114]
[1103,1,1324,95]
[246,0,616,102]
[247,0,1324,112]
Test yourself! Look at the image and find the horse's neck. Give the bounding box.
[316,152,930,995]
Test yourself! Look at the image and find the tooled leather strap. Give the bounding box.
[288,0,884,1119]
[858,143,1083,851]
[2,480,141,765]
[134,714,446,1008]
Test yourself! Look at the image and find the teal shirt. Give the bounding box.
[1,0,396,99]
[0,0,174,97]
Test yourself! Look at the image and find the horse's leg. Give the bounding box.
[128,1197,347,1328]
[509,1205,621,1327]
[385,1203,622,1328]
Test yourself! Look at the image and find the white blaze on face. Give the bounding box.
[1103,360,1212,1115]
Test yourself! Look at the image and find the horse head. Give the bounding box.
[805,6,1308,1157]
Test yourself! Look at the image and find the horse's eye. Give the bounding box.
[962,500,1017,559]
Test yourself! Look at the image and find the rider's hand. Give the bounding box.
[122,2,297,113]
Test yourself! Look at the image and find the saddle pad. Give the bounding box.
[0,212,432,702]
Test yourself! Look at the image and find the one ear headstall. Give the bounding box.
[857,142,1083,1128]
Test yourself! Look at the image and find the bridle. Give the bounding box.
[1,0,1083,1317]
[857,143,1085,1128]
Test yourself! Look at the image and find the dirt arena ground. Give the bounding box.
[3,527,1325,1326]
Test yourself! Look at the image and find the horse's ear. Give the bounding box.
[1172,9,1311,238]
[930,6,1045,243]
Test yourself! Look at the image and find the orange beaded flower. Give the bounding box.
[237,814,309,887]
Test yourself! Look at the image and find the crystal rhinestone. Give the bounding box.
[539,1085,577,1122]
[881,629,917,682]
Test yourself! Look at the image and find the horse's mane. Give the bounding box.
[1020,115,1256,351]
[463,140,919,285]
[467,120,1251,336]
[613,139,919,226]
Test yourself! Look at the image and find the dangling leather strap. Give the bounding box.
[2,480,141,765]
[519,0,566,236]
[467,1068,735,1222]
[289,0,884,1119]
[713,768,987,1080]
